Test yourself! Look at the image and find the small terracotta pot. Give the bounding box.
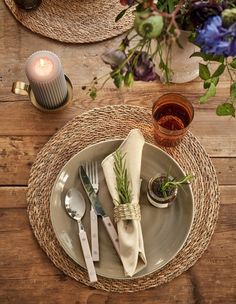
[147,173,178,208]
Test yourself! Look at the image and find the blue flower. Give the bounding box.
[195,15,236,57]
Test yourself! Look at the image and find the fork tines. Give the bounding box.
[85,161,99,193]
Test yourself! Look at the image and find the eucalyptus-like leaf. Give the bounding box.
[216,103,235,117]
[199,63,210,80]
[199,83,216,104]
[212,64,225,78]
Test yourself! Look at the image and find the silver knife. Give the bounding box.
[79,166,120,256]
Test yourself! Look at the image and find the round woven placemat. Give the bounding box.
[4,0,133,43]
[27,105,220,292]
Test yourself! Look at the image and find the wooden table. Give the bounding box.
[0,2,235,303]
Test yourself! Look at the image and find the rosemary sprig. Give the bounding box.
[113,149,132,204]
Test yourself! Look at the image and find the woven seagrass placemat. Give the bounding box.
[5,0,133,43]
[27,105,220,292]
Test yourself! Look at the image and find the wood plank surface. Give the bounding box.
[0,0,236,303]
[0,134,236,185]
[0,185,234,209]
[0,187,235,304]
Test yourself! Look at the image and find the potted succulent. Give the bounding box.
[87,0,236,117]
[147,172,193,208]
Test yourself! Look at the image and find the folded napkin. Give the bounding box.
[101,129,147,277]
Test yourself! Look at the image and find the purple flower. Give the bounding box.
[120,0,135,6]
[188,0,223,27]
[102,49,127,70]
[195,15,236,56]
[131,52,158,81]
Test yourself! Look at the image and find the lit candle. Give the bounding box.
[25,51,68,109]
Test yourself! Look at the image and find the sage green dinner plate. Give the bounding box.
[50,140,194,279]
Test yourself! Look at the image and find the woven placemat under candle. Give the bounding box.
[4,0,133,43]
[27,105,220,292]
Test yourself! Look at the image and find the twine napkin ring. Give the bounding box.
[113,204,141,222]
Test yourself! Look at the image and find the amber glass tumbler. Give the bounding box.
[152,93,194,147]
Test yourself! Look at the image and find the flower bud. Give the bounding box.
[134,13,164,39]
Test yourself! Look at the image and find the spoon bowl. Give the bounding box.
[64,187,97,283]
[65,188,86,221]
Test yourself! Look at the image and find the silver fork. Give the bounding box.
[85,161,99,262]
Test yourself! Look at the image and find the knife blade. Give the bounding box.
[79,166,120,256]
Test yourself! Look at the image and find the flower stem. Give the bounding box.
[226,59,235,83]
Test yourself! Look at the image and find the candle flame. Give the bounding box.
[39,58,46,67]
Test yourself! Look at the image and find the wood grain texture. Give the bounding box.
[0,0,236,303]
[0,186,235,303]
[0,135,236,185]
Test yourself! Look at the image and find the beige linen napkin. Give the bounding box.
[101,129,147,277]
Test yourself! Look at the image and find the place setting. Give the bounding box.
[26,102,220,292]
[50,128,194,283]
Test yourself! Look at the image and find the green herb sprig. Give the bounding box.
[161,173,194,198]
[113,149,132,204]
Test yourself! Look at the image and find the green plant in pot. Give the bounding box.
[147,172,193,208]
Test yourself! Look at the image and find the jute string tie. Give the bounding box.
[113,203,141,222]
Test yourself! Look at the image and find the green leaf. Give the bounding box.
[190,52,205,59]
[190,52,224,63]
[212,64,225,78]
[124,72,134,87]
[212,76,220,86]
[136,3,145,12]
[115,9,127,22]
[113,74,123,88]
[230,58,236,69]
[176,38,184,49]
[188,32,196,43]
[89,88,97,100]
[216,103,235,117]
[206,54,224,63]
[199,63,210,80]
[199,83,216,103]
[230,83,236,100]
[167,0,174,13]
[203,81,211,89]
[204,76,219,89]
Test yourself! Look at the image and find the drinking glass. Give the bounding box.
[14,0,42,10]
[152,93,194,147]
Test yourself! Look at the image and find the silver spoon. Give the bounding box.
[65,188,97,283]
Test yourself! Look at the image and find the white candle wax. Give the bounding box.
[25,50,68,109]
